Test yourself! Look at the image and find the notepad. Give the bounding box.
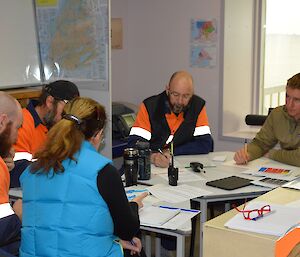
[139,206,180,226]
[206,176,252,190]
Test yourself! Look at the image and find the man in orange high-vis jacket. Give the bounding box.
[128,71,213,168]
[9,80,79,188]
[0,92,23,256]
[275,225,300,257]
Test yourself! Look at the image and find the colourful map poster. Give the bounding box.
[35,0,108,88]
[190,19,217,68]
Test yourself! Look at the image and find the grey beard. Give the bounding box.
[43,110,56,130]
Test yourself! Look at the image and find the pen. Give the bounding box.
[157,148,168,159]
[244,139,248,164]
[159,205,199,213]
[252,210,275,221]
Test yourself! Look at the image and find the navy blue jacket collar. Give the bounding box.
[26,100,43,128]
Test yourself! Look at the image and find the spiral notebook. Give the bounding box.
[206,176,252,190]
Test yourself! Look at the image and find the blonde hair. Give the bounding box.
[31,97,106,174]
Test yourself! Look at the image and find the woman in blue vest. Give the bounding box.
[20,97,147,257]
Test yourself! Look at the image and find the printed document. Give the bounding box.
[148,184,211,203]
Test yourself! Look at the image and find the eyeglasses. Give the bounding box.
[233,201,271,220]
[169,91,192,101]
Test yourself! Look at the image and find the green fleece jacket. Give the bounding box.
[248,106,300,167]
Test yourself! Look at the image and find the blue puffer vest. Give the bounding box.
[20,141,123,257]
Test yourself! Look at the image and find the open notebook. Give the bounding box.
[139,206,180,226]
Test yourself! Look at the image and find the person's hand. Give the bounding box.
[12,199,22,221]
[234,148,250,165]
[151,151,170,168]
[131,192,148,209]
[120,237,142,255]
[3,148,15,171]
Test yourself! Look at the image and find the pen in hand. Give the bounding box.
[158,148,168,159]
[244,139,248,164]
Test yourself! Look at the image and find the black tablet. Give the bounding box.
[206,176,252,190]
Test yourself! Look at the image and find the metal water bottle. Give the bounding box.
[123,148,138,186]
[136,141,151,180]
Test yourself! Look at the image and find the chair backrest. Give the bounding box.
[245,108,274,126]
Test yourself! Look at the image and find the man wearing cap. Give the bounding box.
[10,80,79,187]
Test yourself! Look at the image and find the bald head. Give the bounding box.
[168,71,194,93]
[0,91,22,120]
[165,71,194,114]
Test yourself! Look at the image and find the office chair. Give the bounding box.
[245,108,274,126]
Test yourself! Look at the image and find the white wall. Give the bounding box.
[111,0,243,151]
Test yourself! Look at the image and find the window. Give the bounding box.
[262,0,300,114]
[221,0,300,139]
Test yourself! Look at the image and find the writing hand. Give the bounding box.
[234,147,250,165]
[151,152,170,168]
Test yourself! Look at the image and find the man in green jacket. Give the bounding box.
[234,72,300,167]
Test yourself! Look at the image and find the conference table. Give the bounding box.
[142,151,300,257]
[10,152,300,257]
[203,187,300,257]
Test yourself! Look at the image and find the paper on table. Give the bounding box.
[225,201,300,236]
[212,155,227,162]
[174,156,216,168]
[159,209,199,230]
[139,205,180,226]
[282,178,300,190]
[148,184,212,203]
[139,205,200,230]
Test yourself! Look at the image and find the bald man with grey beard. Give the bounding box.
[0,91,23,256]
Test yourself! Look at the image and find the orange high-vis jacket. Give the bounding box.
[14,107,47,156]
[0,157,10,204]
[275,225,300,257]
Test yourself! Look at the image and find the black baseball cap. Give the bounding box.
[44,80,80,102]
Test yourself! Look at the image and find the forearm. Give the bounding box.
[127,135,147,148]
[269,148,300,167]
[174,134,213,155]
[97,165,140,240]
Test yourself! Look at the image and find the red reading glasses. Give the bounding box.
[233,201,272,221]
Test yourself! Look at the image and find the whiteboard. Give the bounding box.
[0,0,41,88]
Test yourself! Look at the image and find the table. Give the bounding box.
[125,184,199,257]
[141,218,196,257]
[143,151,300,257]
[203,187,300,257]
